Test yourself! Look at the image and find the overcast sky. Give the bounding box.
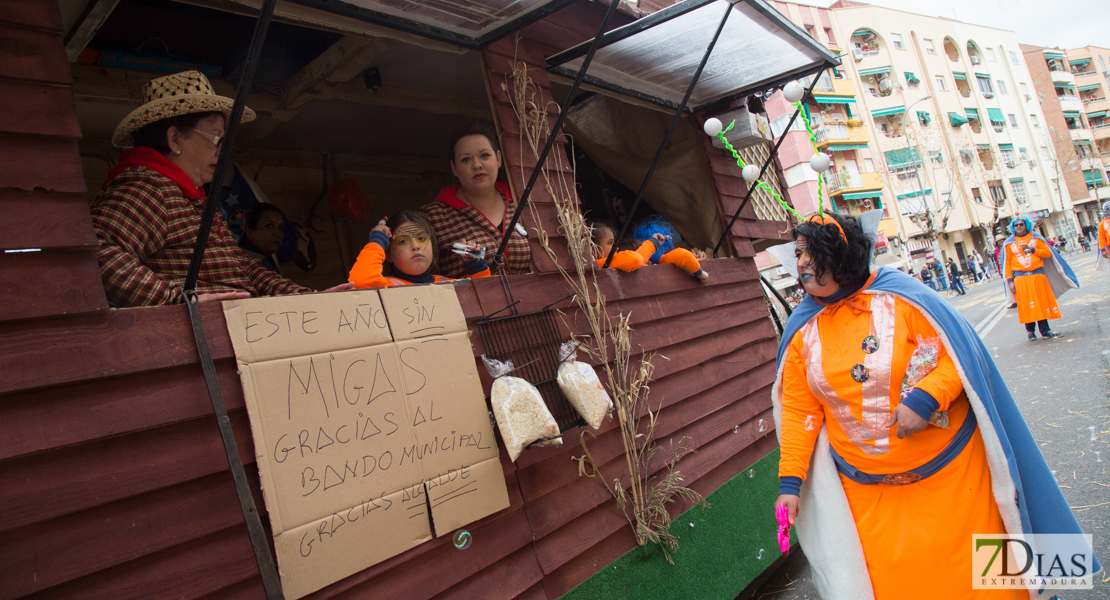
[803,0,1106,50]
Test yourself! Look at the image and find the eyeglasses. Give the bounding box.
[190,128,224,148]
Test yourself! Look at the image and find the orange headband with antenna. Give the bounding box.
[805,215,848,243]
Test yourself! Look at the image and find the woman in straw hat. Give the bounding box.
[91,71,350,307]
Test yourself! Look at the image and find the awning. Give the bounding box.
[897,188,932,200]
[872,105,905,117]
[283,0,579,48]
[904,71,919,83]
[547,0,842,112]
[976,144,991,150]
[949,112,969,126]
[1070,58,1091,66]
[842,191,882,200]
[998,143,1014,150]
[917,110,931,125]
[884,147,921,169]
[987,108,1006,124]
[952,72,966,81]
[960,149,974,161]
[858,66,892,77]
[1088,110,1109,119]
[1063,110,1083,116]
[813,95,855,104]
[827,143,870,150]
[1009,177,1024,183]
[1043,51,1065,60]
[1079,84,1102,92]
[966,108,980,120]
[975,72,991,79]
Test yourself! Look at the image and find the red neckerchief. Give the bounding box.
[434,180,513,232]
[103,147,203,200]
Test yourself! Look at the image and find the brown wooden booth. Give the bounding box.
[0,0,820,597]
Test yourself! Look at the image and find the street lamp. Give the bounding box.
[901,94,933,228]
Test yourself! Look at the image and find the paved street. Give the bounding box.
[748,250,1110,599]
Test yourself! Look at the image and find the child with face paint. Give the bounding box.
[348,211,490,289]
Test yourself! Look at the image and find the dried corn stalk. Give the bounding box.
[499,36,705,563]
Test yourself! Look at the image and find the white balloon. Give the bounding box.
[703,117,723,137]
[809,153,832,172]
[782,81,805,103]
[742,165,760,182]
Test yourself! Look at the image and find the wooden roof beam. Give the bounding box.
[64,0,121,62]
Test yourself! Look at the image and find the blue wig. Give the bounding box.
[1007,216,1033,235]
[631,216,679,264]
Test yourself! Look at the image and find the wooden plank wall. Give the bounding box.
[0,0,106,322]
[0,1,779,598]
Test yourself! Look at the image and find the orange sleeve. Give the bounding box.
[467,267,491,278]
[635,240,656,262]
[1004,244,1014,280]
[1033,238,1052,258]
[348,242,393,289]
[597,249,648,272]
[1100,222,1109,250]
[900,301,963,411]
[659,248,702,275]
[778,331,825,481]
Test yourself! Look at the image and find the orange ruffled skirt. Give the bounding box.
[841,428,1026,600]
[1014,273,1061,324]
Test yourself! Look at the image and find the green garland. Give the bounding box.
[714,101,829,220]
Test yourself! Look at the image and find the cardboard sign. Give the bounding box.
[224,287,509,600]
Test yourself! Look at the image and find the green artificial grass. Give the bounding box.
[561,449,795,600]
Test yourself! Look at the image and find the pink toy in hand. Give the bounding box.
[776,503,791,554]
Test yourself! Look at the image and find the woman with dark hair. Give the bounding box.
[419,122,532,279]
[91,71,349,306]
[238,203,286,274]
[770,213,1095,599]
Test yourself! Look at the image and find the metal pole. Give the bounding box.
[183,0,277,292]
[493,0,625,262]
[712,68,828,256]
[603,1,732,268]
[176,1,285,597]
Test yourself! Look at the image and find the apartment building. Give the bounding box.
[1022,44,1105,231]
[1065,45,1110,226]
[825,2,1077,270]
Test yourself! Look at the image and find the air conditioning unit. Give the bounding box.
[1005,161,1018,168]
[1023,94,1032,101]
[971,56,981,64]
[879,78,894,91]
[983,92,994,99]
[852,48,864,61]
[1028,159,1037,166]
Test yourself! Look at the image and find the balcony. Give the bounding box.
[1075,69,1098,78]
[1084,97,1110,114]
[1071,128,1095,142]
[814,121,870,149]
[1050,70,1075,85]
[1093,122,1110,140]
[827,171,884,195]
[1058,95,1084,113]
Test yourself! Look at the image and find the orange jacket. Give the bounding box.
[779,294,966,480]
[1099,218,1110,252]
[348,237,489,289]
[1003,234,1051,279]
[597,240,704,275]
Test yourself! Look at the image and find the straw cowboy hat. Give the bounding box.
[112,70,255,147]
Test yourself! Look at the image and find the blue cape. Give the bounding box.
[778,267,1099,572]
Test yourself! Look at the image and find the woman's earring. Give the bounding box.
[175,150,181,155]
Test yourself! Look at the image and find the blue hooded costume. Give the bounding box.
[771,263,1097,598]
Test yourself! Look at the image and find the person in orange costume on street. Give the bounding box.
[349,211,489,289]
[590,221,709,280]
[1096,202,1110,272]
[1003,216,1075,340]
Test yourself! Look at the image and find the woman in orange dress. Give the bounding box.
[1004,217,1062,340]
[772,213,1093,599]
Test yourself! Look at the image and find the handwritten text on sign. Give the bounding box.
[224,286,508,599]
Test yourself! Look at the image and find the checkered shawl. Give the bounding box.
[419,184,532,279]
[91,166,310,307]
